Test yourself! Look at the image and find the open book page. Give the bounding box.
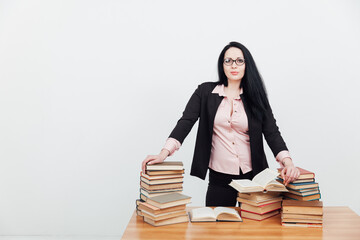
[213,207,242,221]
[252,168,279,188]
[190,207,216,221]
[230,179,261,188]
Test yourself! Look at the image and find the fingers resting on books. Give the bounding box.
[281,166,301,186]
[142,155,165,173]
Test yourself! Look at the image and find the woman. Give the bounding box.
[142,41,300,206]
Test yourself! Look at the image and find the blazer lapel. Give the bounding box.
[207,92,223,135]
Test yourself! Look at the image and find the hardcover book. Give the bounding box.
[146,161,184,171]
[241,209,280,221]
[146,192,191,209]
[143,214,189,227]
[240,201,282,214]
[282,200,323,215]
[277,167,315,179]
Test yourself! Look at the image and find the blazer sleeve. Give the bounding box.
[262,104,289,157]
[168,85,202,144]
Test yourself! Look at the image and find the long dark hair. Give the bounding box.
[217,41,269,119]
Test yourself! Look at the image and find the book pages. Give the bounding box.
[191,207,216,220]
[213,207,238,217]
[252,168,278,188]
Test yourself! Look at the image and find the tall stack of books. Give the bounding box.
[136,161,191,226]
[139,192,191,226]
[237,192,283,221]
[277,167,321,201]
[278,167,323,227]
[281,199,323,227]
[140,161,185,201]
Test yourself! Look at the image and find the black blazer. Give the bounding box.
[169,82,288,180]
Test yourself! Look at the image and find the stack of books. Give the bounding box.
[135,161,191,226]
[277,167,321,201]
[281,199,323,227]
[138,192,191,226]
[237,192,283,221]
[140,161,185,202]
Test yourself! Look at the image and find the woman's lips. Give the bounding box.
[231,72,238,75]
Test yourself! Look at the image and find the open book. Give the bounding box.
[229,168,288,193]
[189,207,242,222]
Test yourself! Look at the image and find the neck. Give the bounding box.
[227,79,241,90]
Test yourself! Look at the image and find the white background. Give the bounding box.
[1,0,359,238]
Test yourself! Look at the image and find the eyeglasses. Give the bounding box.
[223,58,245,66]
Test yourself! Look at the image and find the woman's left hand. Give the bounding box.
[280,158,300,186]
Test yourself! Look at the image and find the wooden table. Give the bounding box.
[122,207,360,239]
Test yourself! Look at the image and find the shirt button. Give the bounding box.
[228,120,231,123]
[236,155,239,158]
[232,142,235,145]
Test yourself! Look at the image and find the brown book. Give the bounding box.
[281,212,323,221]
[287,188,320,196]
[241,210,280,221]
[140,187,183,194]
[140,194,147,202]
[141,209,188,221]
[146,169,185,176]
[282,200,323,215]
[281,222,322,228]
[144,214,189,226]
[237,196,283,207]
[138,202,186,215]
[140,181,183,191]
[238,192,280,202]
[146,161,184,171]
[282,218,323,224]
[140,188,182,198]
[141,171,183,180]
[284,193,321,201]
[241,201,282,214]
[277,167,315,179]
[146,192,191,209]
[286,182,319,190]
[140,176,183,185]
[136,209,143,217]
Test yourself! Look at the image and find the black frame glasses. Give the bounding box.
[223,58,245,66]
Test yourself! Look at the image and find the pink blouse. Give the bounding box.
[163,84,290,175]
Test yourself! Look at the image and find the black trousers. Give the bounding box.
[206,168,253,207]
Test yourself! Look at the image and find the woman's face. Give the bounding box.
[223,47,245,82]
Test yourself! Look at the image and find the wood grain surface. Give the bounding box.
[122,206,360,240]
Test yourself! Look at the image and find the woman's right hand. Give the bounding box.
[141,149,170,173]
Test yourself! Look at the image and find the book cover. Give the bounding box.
[146,161,184,171]
[141,171,184,180]
[146,192,191,209]
[284,192,321,201]
[236,196,283,207]
[146,169,185,176]
[282,200,323,215]
[240,210,280,221]
[140,181,183,191]
[143,214,189,227]
[286,182,319,190]
[240,201,282,214]
[138,202,186,215]
[140,176,183,185]
[277,167,315,179]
